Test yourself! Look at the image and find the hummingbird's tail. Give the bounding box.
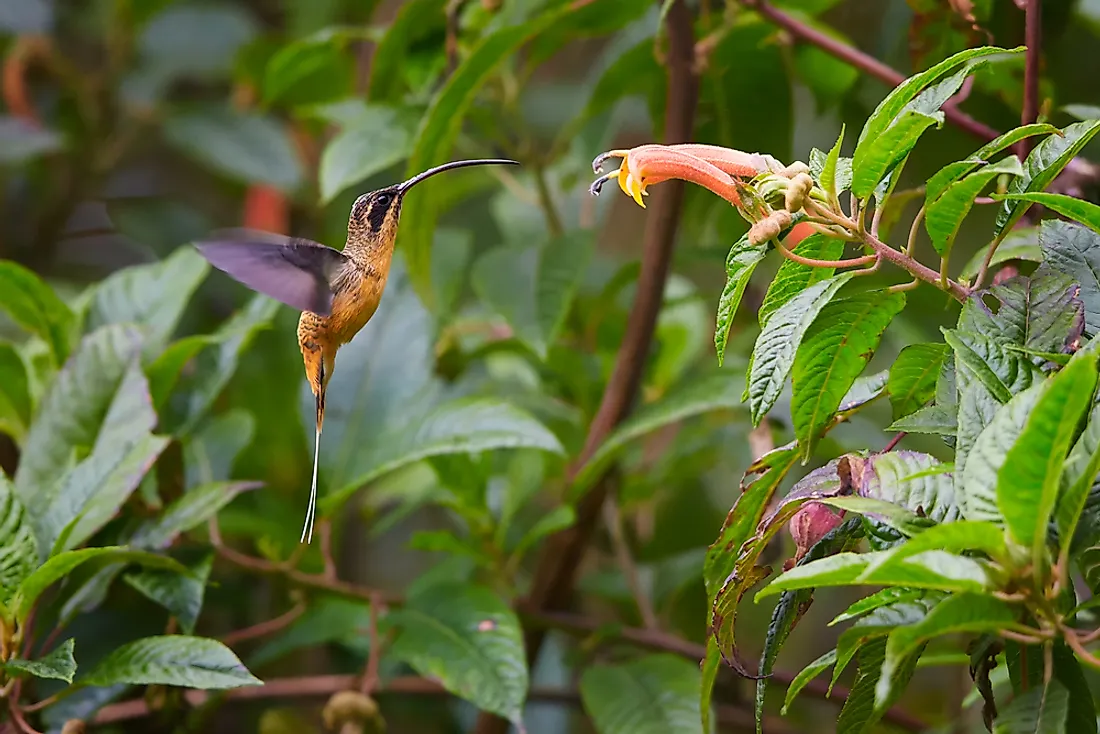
[301,386,325,544]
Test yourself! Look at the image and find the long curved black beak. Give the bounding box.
[396,158,519,194]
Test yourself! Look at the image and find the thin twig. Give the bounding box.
[1019,0,1042,161]
[359,594,383,695]
[219,602,306,647]
[533,165,565,237]
[774,237,876,269]
[602,495,660,630]
[318,519,337,580]
[6,699,42,734]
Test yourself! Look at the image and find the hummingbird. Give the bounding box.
[194,158,520,543]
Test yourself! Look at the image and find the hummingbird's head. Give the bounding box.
[348,158,519,246]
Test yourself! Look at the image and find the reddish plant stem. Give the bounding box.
[472,4,698,732]
[219,603,305,647]
[359,594,383,695]
[1019,0,1042,161]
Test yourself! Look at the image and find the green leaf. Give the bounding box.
[715,234,768,366]
[925,123,1058,205]
[573,374,746,500]
[999,352,1096,558]
[925,156,1024,257]
[993,680,1069,734]
[756,518,862,732]
[1040,221,1100,334]
[0,116,63,164]
[0,259,74,364]
[13,546,188,623]
[3,638,76,683]
[0,474,36,609]
[755,549,992,600]
[510,505,575,557]
[851,451,959,523]
[0,341,30,441]
[862,521,1009,579]
[145,334,218,412]
[471,231,592,360]
[700,638,721,734]
[1058,387,1100,551]
[997,191,1100,235]
[854,45,1022,166]
[820,124,848,200]
[960,227,1043,280]
[318,104,416,203]
[878,594,1019,709]
[758,234,845,327]
[124,552,213,635]
[250,597,372,666]
[828,588,928,627]
[14,325,152,516]
[42,432,170,556]
[400,7,572,300]
[889,343,949,421]
[130,481,260,550]
[314,268,563,513]
[82,635,261,689]
[748,273,854,425]
[367,0,447,102]
[781,649,837,714]
[996,120,1100,239]
[960,265,1084,357]
[262,35,353,108]
[85,247,209,354]
[817,496,933,537]
[136,4,257,82]
[580,654,704,734]
[837,636,924,733]
[170,294,278,434]
[791,291,905,459]
[851,110,941,199]
[961,379,1045,525]
[388,582,527,725]
[162,108,303,192]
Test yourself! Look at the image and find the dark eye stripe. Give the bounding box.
[367,195,391,231]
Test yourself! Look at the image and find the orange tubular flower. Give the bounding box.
[590,143,793,209]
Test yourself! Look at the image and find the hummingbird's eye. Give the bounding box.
[375,192,392,207]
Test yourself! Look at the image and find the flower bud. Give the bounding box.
[748,210,792,245]
[784,172,815,213]
[61,722,86,734]
[323,690,383,733]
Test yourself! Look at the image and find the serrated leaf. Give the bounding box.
[960,266,1084,358]
[1040,221,1100,334]
[755,549,992,600]
[781,649,837,714]
[862,521,1009,580]
[851,110,941,199]
[756,518,862,732]
[821,124,846,200]
[758,233,845,327]
[0,259,74,364]
[388,582,527,725]
[1058,373,1100,551]
[14,325,152,517]
[162,109,303,192]
[925,156,1024,257]
[791,291,905,459]
[573,374,746,500]
[888,404,957,435]
[318,104,416,203]
[837,636,924,733]
[130,481,260,550]
[313,267,563,514]
[471,232,592,360]
[828,588,927,627]
[999,351,1096,558]
[581,654,705,734]
[82,635,261,689]
[854,45,1022,164]
[877,593,1018,709]
[0,474,36,610]
[925,123,1058,205]
[3,638,76,683]
[124,552,213,635]
[400,4,573,301]
[748,273,854,424]
[994,680,1069,734]
[888,343,949,420]
[85,247,209,354]
[13,546,188,622]
[996,120,1100,239]
[848,451,959,523]
[715,234,768,366]
[997,191,1100,236]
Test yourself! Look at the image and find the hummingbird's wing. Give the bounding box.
[194,229,350,317]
